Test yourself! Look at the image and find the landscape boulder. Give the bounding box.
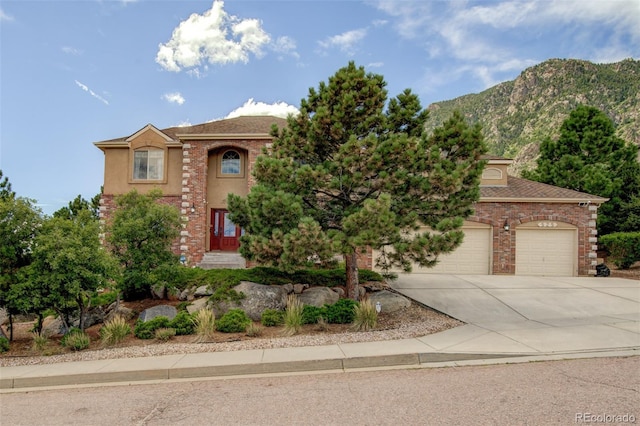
[367,290,411,313]
[297,286,339,307]
[214,281,288,321]
[138,305,177,322]
[104,302,134,322]
[186,298,209,314]
[194,285,214,298]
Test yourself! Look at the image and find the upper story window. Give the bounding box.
[133,149,164,180]
[221,150,241,175]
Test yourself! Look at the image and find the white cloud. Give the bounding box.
[163,92,185,105]
[156,0,271,72]
[318,28,367,55]
[373,0,640,97]
[74,80,109,105]
[224,98,299,119]
[272,35,299,59]
[0,8,14,21]
[367,62,384,68]
[62,46,82,55]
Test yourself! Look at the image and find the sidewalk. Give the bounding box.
[2,275,638,391]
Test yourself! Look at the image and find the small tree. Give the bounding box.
[0,194,43,340]
[229,62,486,299]
[23,210,117,331]
[54,190,102,220]
[107,189,181,300]
[0,170,15,200]
[523,105,640,235]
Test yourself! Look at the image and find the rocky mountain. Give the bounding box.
[424,58,640,175]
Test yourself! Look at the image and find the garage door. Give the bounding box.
[515,223,576,276]
[373,222,492,274]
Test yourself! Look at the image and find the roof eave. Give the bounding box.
[479,197,609,203]
[175,133,273,140]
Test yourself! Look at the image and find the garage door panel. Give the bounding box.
[374,226,491,274]
[515,229,576,276]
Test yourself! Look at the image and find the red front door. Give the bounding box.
[209,209,241,251]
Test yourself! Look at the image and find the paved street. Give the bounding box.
[1,356,638,425]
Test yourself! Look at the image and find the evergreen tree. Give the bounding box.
[0,170,15,200]
[229,62,487,299]
[54,190,102,220]
[523,105,640,235]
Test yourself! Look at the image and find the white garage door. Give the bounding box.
[373,223,492,274]
[516,225,576,276]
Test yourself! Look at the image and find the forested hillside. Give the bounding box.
[424,58,640,174]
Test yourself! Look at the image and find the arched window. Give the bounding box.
[221,150,241,175]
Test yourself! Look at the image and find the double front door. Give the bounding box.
[209,209,241,251]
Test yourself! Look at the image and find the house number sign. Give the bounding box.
[537,222,558,227]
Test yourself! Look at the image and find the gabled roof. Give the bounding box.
[94,115,288,147]
[480,176,608,203]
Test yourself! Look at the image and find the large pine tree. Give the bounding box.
[523,105,640,235]
[229,62,486,299]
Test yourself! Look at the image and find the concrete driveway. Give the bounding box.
[391,274,640,354]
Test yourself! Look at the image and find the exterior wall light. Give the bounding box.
[191,203,196,213]
[503,220,510,231]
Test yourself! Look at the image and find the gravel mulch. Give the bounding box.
[0,301,463,368]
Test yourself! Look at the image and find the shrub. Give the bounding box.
[325,299,358,324]
[301,305,326,325]
[315,316,329,331]
[175,301,191,312]
[600,232,640,269]
[245,322,263,337]
[31,331,49,352]
[100,316,131,346]
[61,328,90,351]
[282,295,303,336]
[216,309,251,333]
[352,298,378,331]
[91,290,118,308]
[170,311,195,335]
[134,316,171,339]
[0,337,9,353]
[154,327,176,341]
[192,309,216,342]
[261,309,284,327]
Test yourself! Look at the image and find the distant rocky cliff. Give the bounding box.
[424,58,640,175]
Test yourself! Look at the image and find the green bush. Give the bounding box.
[61,328,90,351]
[600,232,640,269]
[261,309,284,327]
[0,337,9,353]
[91,291,118,308]
[170,311,195,335]
[134,316,171,339]
[301,305,326,325]
[325,299,358,324]
[216,309,251,333]
[100,316,131,346]
[154,327,176,341]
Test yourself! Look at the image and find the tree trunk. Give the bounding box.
[344,252,360,301]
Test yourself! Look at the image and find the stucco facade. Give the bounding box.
[95,116,606,276]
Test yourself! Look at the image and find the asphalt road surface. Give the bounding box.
[1,356,638,425]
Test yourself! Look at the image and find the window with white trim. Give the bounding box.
[221,150,241,175]
[133,149,164,180]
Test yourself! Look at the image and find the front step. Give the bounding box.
[198,252,246,270]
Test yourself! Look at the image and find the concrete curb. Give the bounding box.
[3,348,637,392]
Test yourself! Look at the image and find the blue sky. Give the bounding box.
[1,0,639,215]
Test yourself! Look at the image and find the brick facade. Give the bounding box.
[96,117,606,277]
[470,201,599,276]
